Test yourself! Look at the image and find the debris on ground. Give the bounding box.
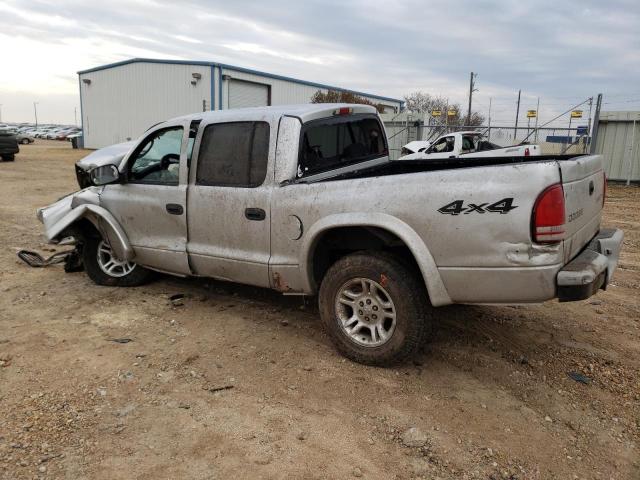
[567,371,592,385]
[17,249,73,267]
[203,385,234,393]
[400,426,430,448]
[169,293,185,307]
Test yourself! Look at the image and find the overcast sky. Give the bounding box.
[1,0,639,125]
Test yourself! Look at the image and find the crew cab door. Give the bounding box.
[186,120,273,288]
[98,122,191,274]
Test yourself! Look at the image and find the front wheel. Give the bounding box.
[1,154,15,162]
[82,236,153,287]
[319,252,432,366]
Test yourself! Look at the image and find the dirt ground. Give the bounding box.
[0,141,638,480]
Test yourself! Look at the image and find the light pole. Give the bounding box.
[0,104,3,123]
[74,107,77,127]
[33,102,39,128]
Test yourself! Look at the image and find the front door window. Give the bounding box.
[129,127,183,185]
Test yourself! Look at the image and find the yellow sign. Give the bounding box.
[527,110,537,118]
[447,110,457,116]
[571,110,583,118]
[431,110,442,117]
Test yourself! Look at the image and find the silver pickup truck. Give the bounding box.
[38,104,623,366]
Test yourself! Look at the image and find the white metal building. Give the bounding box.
[78,58,404,148]
[593,111,640,183]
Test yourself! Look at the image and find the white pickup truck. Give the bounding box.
[38,104,623,366]
[399,131,541,161]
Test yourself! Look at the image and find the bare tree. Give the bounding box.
[311,90,385,113]
[403,91,485,126]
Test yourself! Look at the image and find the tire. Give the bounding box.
[1,154,15,162]
[318,251,432,366]
[82,235,153,287]
[21,138,30,145]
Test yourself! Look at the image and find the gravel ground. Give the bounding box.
[0,141,638,479]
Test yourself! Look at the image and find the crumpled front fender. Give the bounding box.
[37,189,133,262]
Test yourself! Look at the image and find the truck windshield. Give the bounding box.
[298,114,388,177]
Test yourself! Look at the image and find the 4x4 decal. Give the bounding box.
[438,198,518,215]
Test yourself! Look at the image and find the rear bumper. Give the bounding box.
[557,228,624,302]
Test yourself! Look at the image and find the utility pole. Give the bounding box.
[487,97,492,141]
[33,102,39,129]
[534,97,540,142]
[514,90,521,140]
[589,93,603,154]
[467,72,478,126]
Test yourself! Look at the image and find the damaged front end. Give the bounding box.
[37,187,134,262]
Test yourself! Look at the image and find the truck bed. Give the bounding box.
[307,154,588,183]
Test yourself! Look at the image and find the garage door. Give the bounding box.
[228,79,269,109]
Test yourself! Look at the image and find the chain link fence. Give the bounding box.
[381,112,591,159]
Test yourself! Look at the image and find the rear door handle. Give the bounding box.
[166,203,184,215]
[245,207,266,221]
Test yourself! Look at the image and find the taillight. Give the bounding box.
[602,171,607,207]
[524,147,530,156]
[333,107,353,116]
[532,183,565,243]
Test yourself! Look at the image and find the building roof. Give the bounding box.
[599,111,640,121]
[77,58,403,105]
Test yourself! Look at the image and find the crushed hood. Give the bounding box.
[75,141,135,172]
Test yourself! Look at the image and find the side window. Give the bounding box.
[298,115,387,177]
[196,121,269,187]
[129,127,183,185]
[462,136,474,152]
[444,136,455,152]
[429,137,450,153]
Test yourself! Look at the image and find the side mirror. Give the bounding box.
[90,164,120,186]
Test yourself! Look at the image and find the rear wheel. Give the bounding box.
[319,252,432,366]
[82,236,153,287]
[1,154,15,162]
[21,138,30,145]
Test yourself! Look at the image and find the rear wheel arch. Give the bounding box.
[302,214,452,307]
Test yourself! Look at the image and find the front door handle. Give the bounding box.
[166,203,184,215]
[245,207,266,221]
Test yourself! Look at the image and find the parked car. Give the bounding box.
[399,131,541,160]
[66,131,83,142]
[45,129,65,140]
[54,129,80,140]
[37,104,623,366]
[0,130,19,161]
[16,133,35,144]
[35,129,55,139]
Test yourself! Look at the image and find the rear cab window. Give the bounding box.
[298,114,387,177]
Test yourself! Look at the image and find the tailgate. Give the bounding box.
[559,154,605,263]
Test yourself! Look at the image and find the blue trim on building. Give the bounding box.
[209,65,214,110]
[218,66,223,110]
[77,57,402,105]
[78,76,84,133]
